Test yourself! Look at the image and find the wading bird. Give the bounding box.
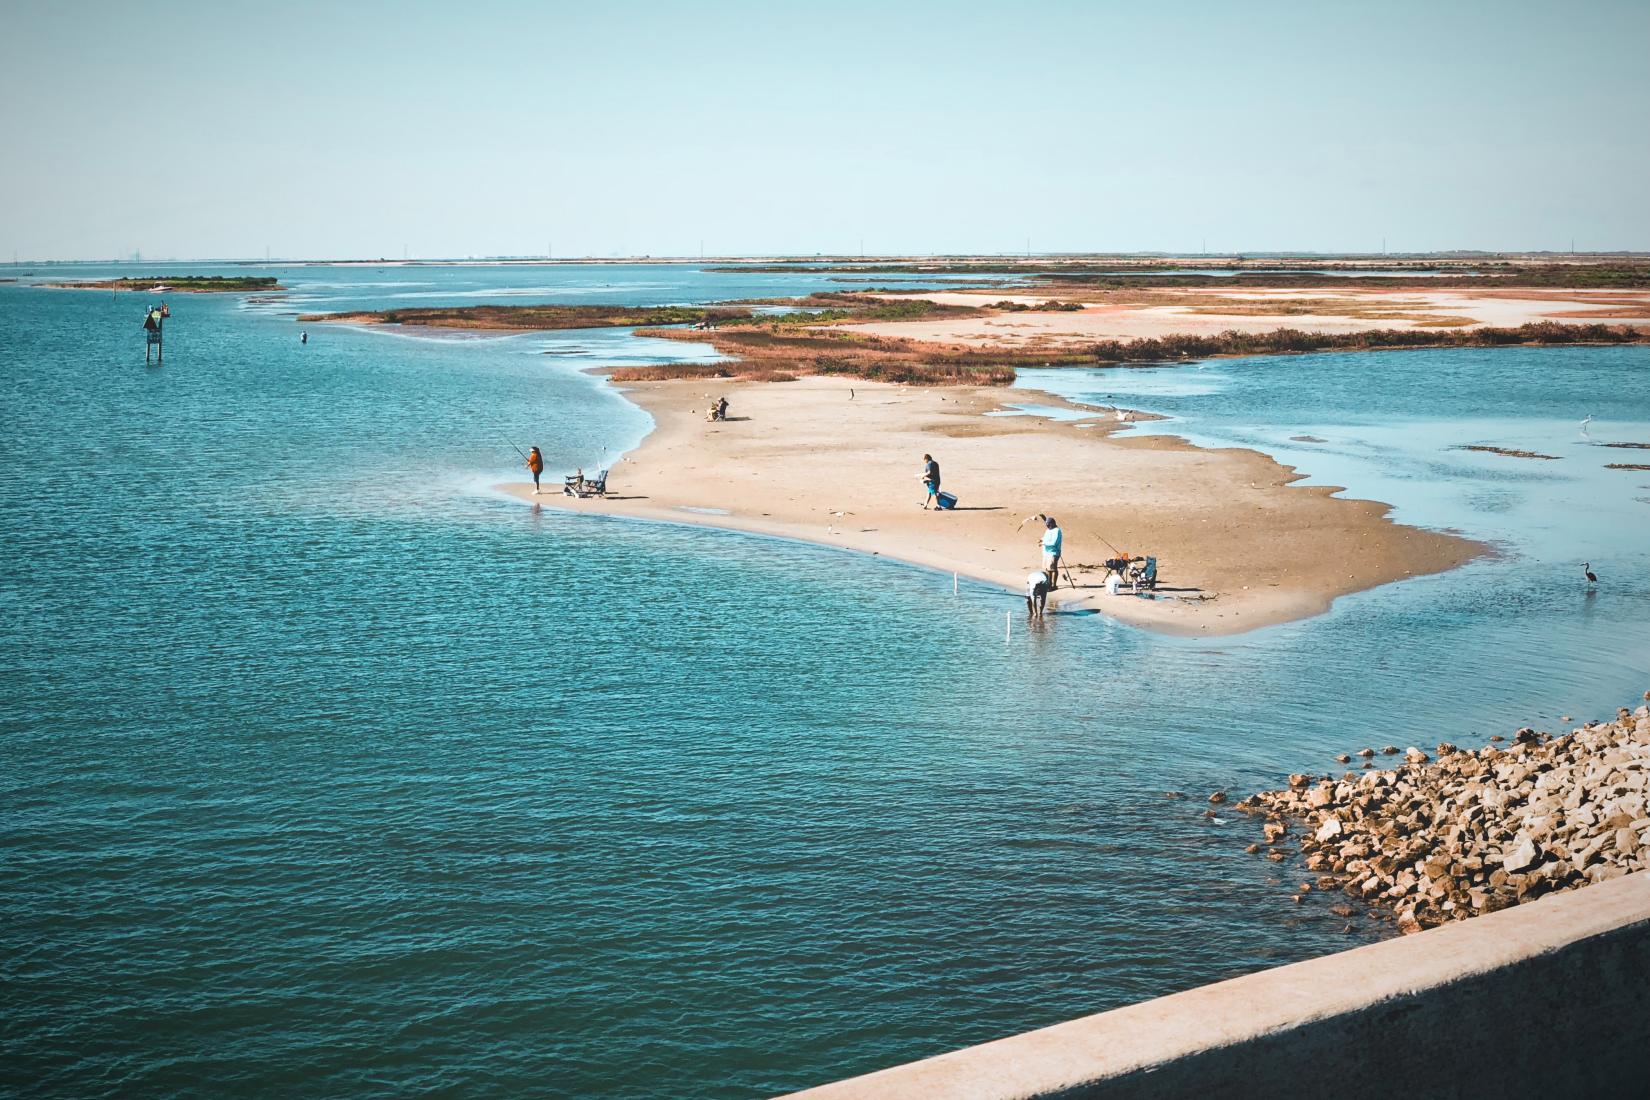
[1580,414,1594,439]
[1584,562,1598,585]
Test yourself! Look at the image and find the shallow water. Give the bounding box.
[3,268,1647,1098]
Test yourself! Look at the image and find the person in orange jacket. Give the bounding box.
[526,446,545,494]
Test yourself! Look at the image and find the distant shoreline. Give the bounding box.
[13,253,1650,278]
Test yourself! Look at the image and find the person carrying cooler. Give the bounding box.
[918,453,941,509]
[526,446,545,494]
[1026,570,1050,618]
[1041,515,1063,590]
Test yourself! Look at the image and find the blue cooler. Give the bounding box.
[936,491,958,510]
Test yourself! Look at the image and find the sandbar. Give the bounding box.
[500,376,1483,635]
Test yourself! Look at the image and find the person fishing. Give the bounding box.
[918,453,941,509]
[1041,515,1064,590]
[526,446,545,494]
[1026,569,1050,618]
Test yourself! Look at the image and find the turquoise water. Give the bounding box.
[3,267,1648,1098]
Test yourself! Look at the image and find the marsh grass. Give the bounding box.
[57,275,279,292]
[303,304,755,329]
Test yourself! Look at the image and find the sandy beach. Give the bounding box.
[501,376,1483,635]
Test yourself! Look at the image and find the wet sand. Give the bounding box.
[500,376,1484,635]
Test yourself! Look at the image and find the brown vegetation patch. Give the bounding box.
[1605,463,1650,471]
[51,275,280,293]
[1080,322,1649,364]
[605,363,734,382]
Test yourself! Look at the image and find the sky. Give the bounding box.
[3,0,1647,261]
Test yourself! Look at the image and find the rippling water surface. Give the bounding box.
[3,266,1647,1098]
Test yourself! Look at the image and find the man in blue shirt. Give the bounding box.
[1041,515,1064,589]
[918,454,941,509]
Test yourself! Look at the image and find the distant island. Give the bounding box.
[300,303,758,330]
[48,275,281,292]
[298,293,983,332]
[306,280,1650,387]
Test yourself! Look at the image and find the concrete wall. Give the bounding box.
[784,872,1650,1100]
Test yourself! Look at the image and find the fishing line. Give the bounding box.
[496,429,529,462]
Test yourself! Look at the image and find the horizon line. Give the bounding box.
[9,249,1650,266]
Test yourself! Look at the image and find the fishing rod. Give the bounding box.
[1018,512,1117,591]
[497,430,529,462]
[1076,523,1123,559]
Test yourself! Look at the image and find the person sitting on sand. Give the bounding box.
[1026,570,1050,618]
[1041,515,1063,590]
[918,453,941,509]
[717,396,728,420]
[526,446,544,494]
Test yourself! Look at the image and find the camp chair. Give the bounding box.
[1127,556,1158,592]
[564,469,609,498]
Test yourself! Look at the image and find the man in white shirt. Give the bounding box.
[1026,570,1049,618]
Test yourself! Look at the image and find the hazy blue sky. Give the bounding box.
[4,0,1646,260]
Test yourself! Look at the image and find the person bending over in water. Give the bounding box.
[526,446,544,494]
[1026,569,1050,618]
[918,453,941,509]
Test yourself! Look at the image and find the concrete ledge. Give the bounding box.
[784,872,1650,1100]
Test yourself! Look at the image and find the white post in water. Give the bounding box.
[1005,610,1011,642]
[953,571,958,597]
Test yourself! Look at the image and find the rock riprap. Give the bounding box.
[1236,700,1650,934]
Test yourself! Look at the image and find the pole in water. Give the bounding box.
[953,571,958,597]
[1005,610,1011,642]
